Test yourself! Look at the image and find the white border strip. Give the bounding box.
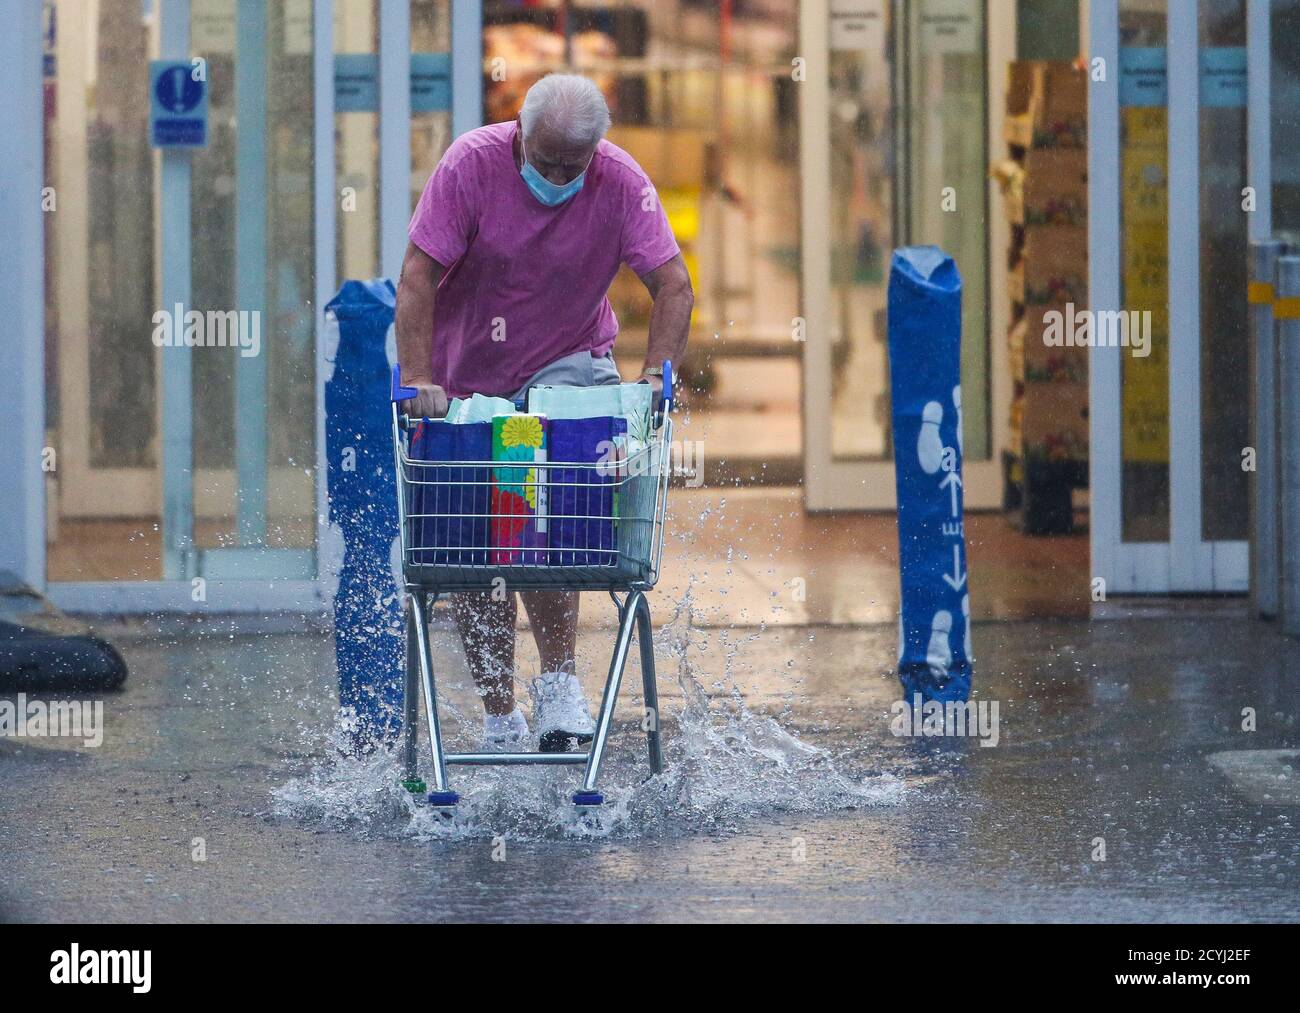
[1088,0,1122,591]
[314,0,336,584]
[49,581,326,616]
[451,0,483,139]
[0,0,46,589]
[1247,0,1273,242]
[987,0,1016,468]
[159,0,194,580]
[798,1,831,510]
[379,0,411,281]
[1167,0,1205,591]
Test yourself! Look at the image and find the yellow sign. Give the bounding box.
[1276,297,1300,320]
[1248,281,1275,305]
[1120,107,1169,466]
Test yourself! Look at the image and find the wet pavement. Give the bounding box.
[2,595,1298,923]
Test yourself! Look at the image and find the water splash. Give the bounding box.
[274,583,907,842]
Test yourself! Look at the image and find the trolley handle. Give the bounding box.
[647,359,673,426]
[392,364,431,430]
[392,363,418,404]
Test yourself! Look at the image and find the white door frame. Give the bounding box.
[1246,0,1272,244]
[379,0,411,281]
[0,0,46,589]
[1089,0,1251,594]
[800,0,1010,510]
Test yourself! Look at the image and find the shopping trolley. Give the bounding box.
[390,362,675,812]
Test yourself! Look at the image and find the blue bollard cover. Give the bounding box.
[324,279,404,749]
[887,247,973,703]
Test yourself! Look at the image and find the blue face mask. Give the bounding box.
[520,137,590,207]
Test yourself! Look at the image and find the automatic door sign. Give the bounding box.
[150,61,208,148]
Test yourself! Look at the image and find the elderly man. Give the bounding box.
[395,75,692,751]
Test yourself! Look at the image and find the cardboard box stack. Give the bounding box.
[997,61,1089,534]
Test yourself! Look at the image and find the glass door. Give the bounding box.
[44,0,320,590]
[162,0,319,581]
[901,0,991,463]
[44,0,164,583]
[801,0,1005,509]
[1090,0,1251,593]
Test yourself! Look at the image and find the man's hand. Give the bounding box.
[400,381,449,419]
[637,372,665,414]
[637,372,664,397]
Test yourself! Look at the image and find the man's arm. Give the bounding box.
[394,241,449,418]
[638,253,694,393]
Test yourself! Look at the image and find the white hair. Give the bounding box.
[519,74,611,148]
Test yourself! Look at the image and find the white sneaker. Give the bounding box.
[483,706,529,749]
[530,668,596,753]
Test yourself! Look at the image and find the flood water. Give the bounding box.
[3,591,1299,921]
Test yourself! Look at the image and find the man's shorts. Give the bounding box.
[509,350,621,402]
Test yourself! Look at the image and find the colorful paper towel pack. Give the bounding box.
[491,413,549,565]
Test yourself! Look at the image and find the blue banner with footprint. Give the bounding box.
[887,247,973,703]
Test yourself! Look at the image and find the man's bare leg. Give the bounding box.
[451,591,518,716]
[521,591,579,673]
[520,591,592,751]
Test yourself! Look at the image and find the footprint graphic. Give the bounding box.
[918,401,944,475]
[962,594,972,662]
[953,385,963,456]
[927,609,953,682]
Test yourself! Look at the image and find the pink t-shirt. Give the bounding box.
[408,121,681,398]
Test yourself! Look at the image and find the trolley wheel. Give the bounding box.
[572,790,604,808]
[400,777,427,795]
[426,790,460,808]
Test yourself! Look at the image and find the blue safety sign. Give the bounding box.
[150,60,208,148]
[334,54,379,113]
[1120,47,1167,108]
[410,52,451,113]
[334,53,451,114]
